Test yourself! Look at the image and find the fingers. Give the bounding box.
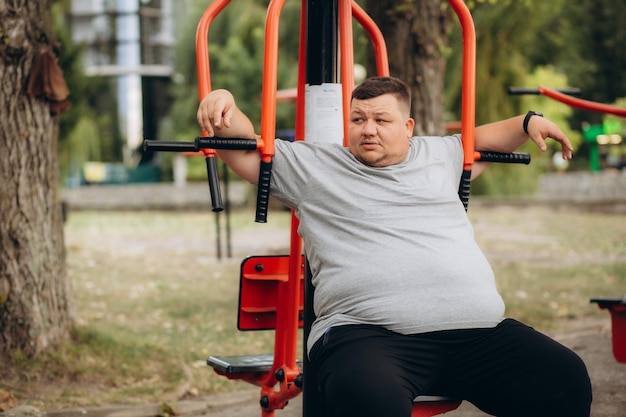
[197,90,235,136]
[197,102,215,136]
[529,134,548,152]
[557,133,574,160]
[528,118,574,160]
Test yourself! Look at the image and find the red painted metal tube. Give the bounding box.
[351,1,389,76]
[195,0,230,102]
[447,0,476,171]
[539,86,626,118]
[194,0,232,209]
[339,0,354,145]
[259,0,287,163]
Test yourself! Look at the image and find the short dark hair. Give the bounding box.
[351,76,411,114]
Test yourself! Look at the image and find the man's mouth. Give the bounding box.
[361,140,379,149]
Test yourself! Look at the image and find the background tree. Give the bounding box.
[526,0,626,127]
[0,0,73,356]
[159,0,625,191]
[363,0,543,194]
[365,0,451,136]
[444,0,559,196]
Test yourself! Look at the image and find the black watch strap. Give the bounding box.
[523,111,543,135]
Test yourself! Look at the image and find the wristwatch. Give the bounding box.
[523,110,543,135]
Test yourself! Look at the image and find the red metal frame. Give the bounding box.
[592,299,626,363]
[194,0,231,163]
[238,255,305,331]
[351,1,389,77]
[447,0,477,173]
[538,86,626,118]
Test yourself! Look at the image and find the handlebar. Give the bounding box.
[144,137,258,153]
[507,87,581,96]
[458,151,531,209]
[145,139,530,218]
[475,151,531,165]
[144,137,272,222]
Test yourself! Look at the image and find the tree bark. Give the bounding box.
[365,0,450,135]
[0,0,73,357]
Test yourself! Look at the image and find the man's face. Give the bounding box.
[348,93,415,167]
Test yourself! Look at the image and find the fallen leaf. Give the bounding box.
[0,389,17,412]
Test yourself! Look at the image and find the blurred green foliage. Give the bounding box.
[54,0,626,193]
[53,0,123,185]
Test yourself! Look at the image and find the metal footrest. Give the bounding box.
[414,396,458,403]
[208,354,302,374]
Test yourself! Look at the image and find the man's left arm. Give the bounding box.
[471,113,573,179]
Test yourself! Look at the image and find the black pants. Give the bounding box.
[309,319,592,417]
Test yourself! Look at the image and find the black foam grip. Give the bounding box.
[195,136,258,150]
[205,157,224,212]
[507,87,581,96]
[255,160,272,223]
[458,169,472,211]
[478,151,531,165]
[143,137,258,153]
[143,140,198,152]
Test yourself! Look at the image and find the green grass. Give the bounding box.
[468,204,626,330]
[2,205,625,410]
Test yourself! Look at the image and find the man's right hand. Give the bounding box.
[195,89,261,185]
[197,89,238,136]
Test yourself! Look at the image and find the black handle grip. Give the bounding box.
[205,156,224,212]
[195,136,258,150]
[143,140,198,152]
[458,169,472,211]
[143,137,258,153]
[255,160,272,223]
[477,151,531,165]
[507,87,581,96]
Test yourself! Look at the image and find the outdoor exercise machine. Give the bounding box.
[143,1,533,416]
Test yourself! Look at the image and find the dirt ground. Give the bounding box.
[41,315,625,417]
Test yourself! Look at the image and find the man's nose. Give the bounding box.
[361,119,377,135]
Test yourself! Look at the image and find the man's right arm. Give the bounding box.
[197,89,261,184]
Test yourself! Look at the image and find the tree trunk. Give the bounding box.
[0,0,73,357]
[365,0,450,135]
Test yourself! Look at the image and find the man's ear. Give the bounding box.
[405,118,415,137]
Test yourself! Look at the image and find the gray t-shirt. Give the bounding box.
[270,136,505,354]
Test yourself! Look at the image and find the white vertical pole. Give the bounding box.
[116,0,143,164]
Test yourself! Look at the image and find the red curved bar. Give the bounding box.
[447,0,477,170]
[339,0,355,144]
[539,86,626,118]
[258,1,304,411]
[259,0,286,163]
[195,0,231,159]
[282,0,308,373]
[195,0,231,102]
[351,1,389,77]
